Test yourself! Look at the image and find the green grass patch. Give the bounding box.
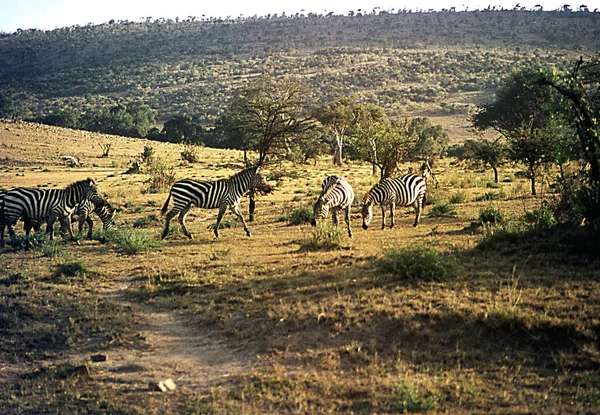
[99,228,162,254]
[428,201,457,218]
[300,223,344,251]
[377,246,457,281]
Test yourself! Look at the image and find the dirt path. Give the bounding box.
[70,279,257,395]
[98,308,253,392]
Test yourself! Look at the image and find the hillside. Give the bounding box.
[0,10,597,138]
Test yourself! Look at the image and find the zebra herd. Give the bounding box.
[0,178,115,247]
[0,165,429,247]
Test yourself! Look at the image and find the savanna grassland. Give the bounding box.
[0,120,599,414]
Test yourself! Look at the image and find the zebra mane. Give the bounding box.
[230,166,258,180]
[65,178,95,190]
[362,188,375,206]
[319,176,341,200]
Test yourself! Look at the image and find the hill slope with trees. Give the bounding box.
[0,10,597,128]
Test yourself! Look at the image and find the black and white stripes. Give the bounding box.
[311,175,355,237]
[161,166,272,239]
[0,178,103,246]
[361,173,427,229]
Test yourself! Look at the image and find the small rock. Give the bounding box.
[90,354,107,362]
[150,378,177,392]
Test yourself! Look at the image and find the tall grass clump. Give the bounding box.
[3,233,46,252]
[377,246,457,281]
[143,159,176,194]
[279,204,313,226]
[99,229,162,254]
[449,191,468,204]
[428,201,457,218]
[54,261,87,278]
[300,223,344,251]
[479,204,504,225]
[522,203,556,231]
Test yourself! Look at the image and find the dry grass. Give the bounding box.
[0,120,599,414]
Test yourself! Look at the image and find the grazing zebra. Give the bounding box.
[361,173,427,230]
[161,166,272,240]
[0,178,102,246]
[22,198,116,240]
[311,175,355,237]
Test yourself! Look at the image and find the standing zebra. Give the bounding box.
[18,198,116,240]
[0,178,103,246]
[361,173,427,230]
[311,175,355,237]
[161,166,272,240]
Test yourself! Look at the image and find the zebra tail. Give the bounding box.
[161,192,172,216]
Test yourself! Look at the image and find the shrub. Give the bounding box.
[140,146,155,164]
[377,246,457,281]
[41,240,65,257]
[281,205,313,225]
[449,191,468,204]
[3,233,46,252]
[144,160,176,194]
[475,191,505,202]
[523,203,555,230]
[133,214,159,228]
[479,204,504,224]
[101,229,162,255]
[428,201,456,218]
[300,224,344,251]
[55,261,87,277]
[181,143,201,163]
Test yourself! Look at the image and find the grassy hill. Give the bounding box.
[0,10,597,138]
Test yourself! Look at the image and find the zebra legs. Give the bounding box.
[178,205,193,238]
[344,207,352,238]
[161,204,192,239]
[413,201,422,227]
[225,205,251,237]
[380,203,395,230]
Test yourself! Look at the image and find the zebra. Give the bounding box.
[21,198,116,240]
[361,173,427,230]
[311,175,355,237]
[161,166,272,240]
[0,178,103,246]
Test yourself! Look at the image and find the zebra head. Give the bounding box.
[98,203,116,230]
[311,198,330,226]
[249,167,273,194]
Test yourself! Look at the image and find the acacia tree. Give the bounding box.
[406,117,450,166]
[227,76,316,166]
[313,97,360,166]
[536,56,600,185]
[223,75,316,219]
[351,117,417,180]
[472,69,563,195]
[466,137,507,183]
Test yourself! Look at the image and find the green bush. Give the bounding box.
[54,261,87,278]
[479,204,504,224]
[475,191,505,202]
[449,191,468,204]
[100,229,162,255]
[428,201,457,218]
[300,224,344,251]
[3,233,47,251]
[144,159,176,194]
[281,205,313,226]
[133,214,159,228]
[523,203,555,230]
[181,143,201,163]
[377,246,457,282]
